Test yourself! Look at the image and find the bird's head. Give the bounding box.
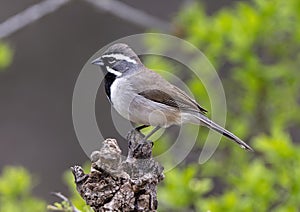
[91,43,142,77]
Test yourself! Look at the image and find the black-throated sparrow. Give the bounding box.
[91,43,253,151]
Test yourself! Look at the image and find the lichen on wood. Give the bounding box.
[71,129,164,212]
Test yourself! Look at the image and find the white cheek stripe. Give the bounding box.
[102,53,137,64]
[106,66,122,77]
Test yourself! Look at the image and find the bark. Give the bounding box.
[71,129,164,212]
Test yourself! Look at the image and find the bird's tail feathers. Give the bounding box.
[188,113,253,151]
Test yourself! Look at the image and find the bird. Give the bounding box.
[91,43,253,151]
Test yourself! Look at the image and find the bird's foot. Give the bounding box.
[127,128,153,159]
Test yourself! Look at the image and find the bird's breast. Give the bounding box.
[110,77,135,120]
[109,77,182,127]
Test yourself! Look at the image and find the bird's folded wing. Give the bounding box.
[133,68,208,114]
[172,86,208,114]
[138,88,207,114]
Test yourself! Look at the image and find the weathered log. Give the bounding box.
[71,129,164,212]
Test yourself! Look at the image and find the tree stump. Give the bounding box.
[71,129,164,212]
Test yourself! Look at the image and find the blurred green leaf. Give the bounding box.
[153,0,300,211]
[0,166,46,212]
[0,42,13,70]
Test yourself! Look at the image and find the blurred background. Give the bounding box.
[0,0,300,211]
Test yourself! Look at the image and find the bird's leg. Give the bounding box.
[133,126,160,153]
[127,125,149,139]
[143,126,160,141]
[135,125,149,132]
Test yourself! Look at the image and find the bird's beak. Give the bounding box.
[91,57,104,66]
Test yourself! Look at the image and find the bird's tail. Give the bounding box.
[186,113,253,151]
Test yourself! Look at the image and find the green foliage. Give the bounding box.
[48,164,92,212]
[145,0,300,211]
[158,164,212,211]
[202,128,300,211]
[0,166,46,212]
[157,128,300,211]
[47,200,74,211]
[0,42,13,70]
[177,0,300,138]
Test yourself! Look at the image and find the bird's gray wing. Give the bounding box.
[138,88,207,114]
[171,85,208,114]
[138,89,180,108]
[132,69,208,114]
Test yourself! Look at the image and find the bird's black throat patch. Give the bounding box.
[104,73,116,100]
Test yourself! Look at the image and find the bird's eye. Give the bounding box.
[108,58,116,64]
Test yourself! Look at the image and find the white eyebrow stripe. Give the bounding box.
[102,53,137,64]
[106,66,122,77]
